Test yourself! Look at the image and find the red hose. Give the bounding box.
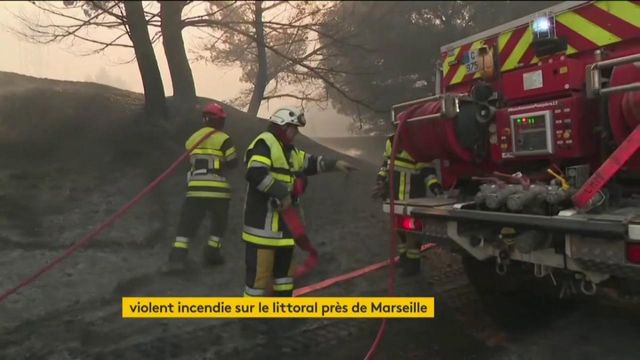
[0,130,217,303]
[364,117,405,359]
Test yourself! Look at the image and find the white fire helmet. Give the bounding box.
[268,107,306,127]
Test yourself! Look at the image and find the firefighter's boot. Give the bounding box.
[400,249,421,277]
[203,237,224,266]
[397,243,408,268]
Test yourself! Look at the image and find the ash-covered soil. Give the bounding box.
[0,71,391,358]
[1,71,639,360]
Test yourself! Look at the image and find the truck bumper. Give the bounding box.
[383,198,640,283]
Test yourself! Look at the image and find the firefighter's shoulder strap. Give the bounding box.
[186,127,228,152]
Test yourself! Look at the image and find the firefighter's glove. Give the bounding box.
[274,194,293,210]
[336,160,357,173]
[430,183,445,196]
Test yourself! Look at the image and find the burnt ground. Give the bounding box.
[1,71,640,359]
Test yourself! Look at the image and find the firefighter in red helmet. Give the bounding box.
[164,102,238,271]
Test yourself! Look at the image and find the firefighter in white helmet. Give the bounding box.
[242,106,356,297]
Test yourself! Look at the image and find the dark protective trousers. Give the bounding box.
[398,232,421,261]
[174,197,229,249]
[244,242,295,297]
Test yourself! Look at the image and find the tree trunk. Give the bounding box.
[248,1,268,116]
[123,1,167,120]
[160,1,197,108]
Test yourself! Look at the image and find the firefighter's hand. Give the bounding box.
[336,160,357,173]
[430,183,445,196]
[278,194,293,210]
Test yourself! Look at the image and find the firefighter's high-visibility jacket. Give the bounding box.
[243,130,335,247]
[186,127,238,199]
[376,134,440,200]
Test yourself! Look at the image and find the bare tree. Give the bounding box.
[248,1,267,115]
[123,1,167,119]
[188,1,375,115]
[9,1,168,119]
[159,1,197,108]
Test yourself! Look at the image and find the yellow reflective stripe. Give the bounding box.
[595,1,640,27]
[242,232,295,247]
[397,149,414,160]
[498,30,512,54]
[188,180,230,188]
[225,147,237,156]
[191,148,224,156]
[208,239,221,248]
[427,178,440,187]
[273,283,294,291]
[272,210,279,232]
[186,192,231,198]
[501,26,532,72]
[173,241,188,249]
[399,172,407,200]
[442,46,461,79]
[567,44,578,55]
[384,139,392,157]
[450,40,485,85]
[271,173,293,183]
[249,155,272,166]
[556,11,621,47]
[377,170,388,177]
[394,159,418,170]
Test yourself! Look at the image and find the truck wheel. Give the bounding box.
[461,255,573,332]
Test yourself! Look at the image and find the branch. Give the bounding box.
[186,19,382,113]
[89,1,126,22]
[184,13,372,53]
[77,30,131,55]
[262,93,326,102]
[32,1,120,38]
[263,21,370,51]
[178,1,239,29]
[12,0,136,53]
[262,1,288,13]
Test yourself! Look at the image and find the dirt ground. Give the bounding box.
[1,72,640,360]
[0,71,391,358]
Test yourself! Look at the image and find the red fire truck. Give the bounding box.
[386,0,640,306]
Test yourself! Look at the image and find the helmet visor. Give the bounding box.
[296,113,306,127]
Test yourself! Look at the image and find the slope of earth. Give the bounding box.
[0,71,395,358]
[2,71,639,360]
